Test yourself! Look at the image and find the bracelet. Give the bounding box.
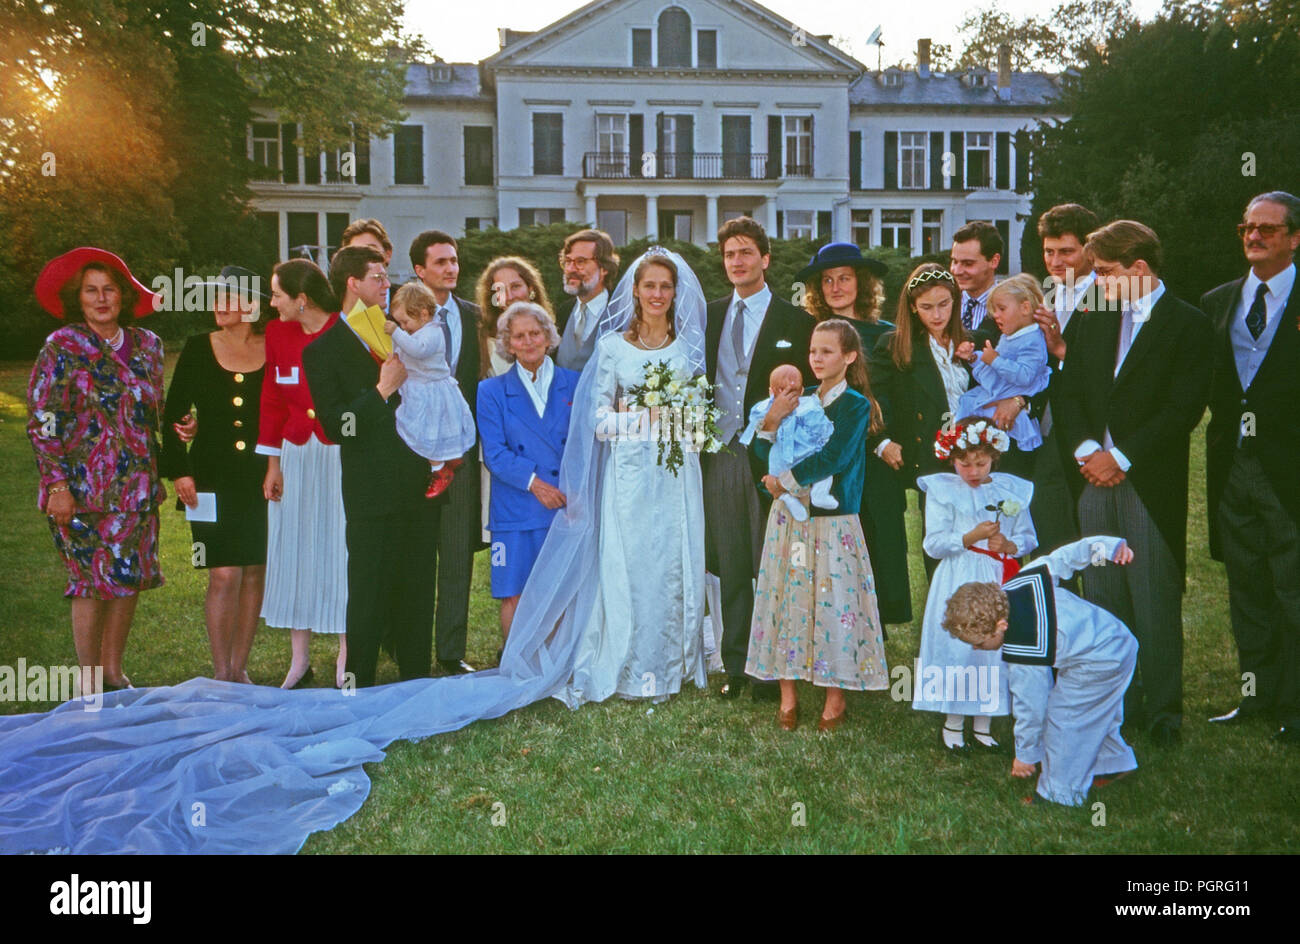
[48,484,70,495]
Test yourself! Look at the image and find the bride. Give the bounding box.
[562,248,708,705]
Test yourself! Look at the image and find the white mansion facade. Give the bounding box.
[247,0,1069,281]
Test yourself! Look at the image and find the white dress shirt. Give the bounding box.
[728,283,771,356]
[874,335,969,457]
[1054,269,1097,336]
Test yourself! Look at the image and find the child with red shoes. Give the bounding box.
[384,281,477,497]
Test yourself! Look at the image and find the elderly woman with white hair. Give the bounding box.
[476,301,581,645]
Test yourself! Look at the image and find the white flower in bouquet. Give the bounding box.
[645,373,661,390]
[644,391,662,407]
[667,380,682,395]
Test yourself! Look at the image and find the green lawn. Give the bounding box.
[1,356,1295,853]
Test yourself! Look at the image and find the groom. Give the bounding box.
[704,217,815,700]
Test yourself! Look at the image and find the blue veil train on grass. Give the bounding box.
[0,249,706,854]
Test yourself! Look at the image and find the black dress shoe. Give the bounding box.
[438,659,475,675]
[1149,722,1181,748]
[750,680,780,702]
[719,676,749,699]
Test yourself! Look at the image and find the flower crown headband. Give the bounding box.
[907,268,957,293]
[934,419,1011,461]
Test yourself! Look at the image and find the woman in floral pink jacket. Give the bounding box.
[27,248,166,692]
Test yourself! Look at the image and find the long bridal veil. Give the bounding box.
[0,248,709,854]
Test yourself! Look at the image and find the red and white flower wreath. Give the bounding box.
[934,419,1011,461]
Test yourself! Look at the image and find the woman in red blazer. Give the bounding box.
[257,260,348,688]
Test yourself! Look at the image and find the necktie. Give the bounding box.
[438,307,453,366]
[1246,283,1268,341]
[575,302,589,338]
[1115,305,1134,372]
[731,300,747,357]
[963,297,977,331]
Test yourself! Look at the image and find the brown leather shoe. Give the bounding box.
[777,706,798,731]
[817,710,846,733]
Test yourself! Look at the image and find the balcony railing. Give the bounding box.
[582,151,811,181]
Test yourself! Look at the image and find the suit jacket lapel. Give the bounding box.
[1114,292,1171,388]
[705,299,726,382]
[913,335,950,415]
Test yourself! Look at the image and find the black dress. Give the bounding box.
[160,332,268,568]
[849,317,912,624]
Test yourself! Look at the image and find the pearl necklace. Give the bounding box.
[637,332,671,350]
[106,327,125,351]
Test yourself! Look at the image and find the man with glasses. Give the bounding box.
[302,245,440,686]
[1203,191,1300,744]
[1054,220,1212,747]
[556,229,619,371]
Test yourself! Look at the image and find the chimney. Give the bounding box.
[997,43,1012,100]
[498,27,510,50]
[917,38,931,78]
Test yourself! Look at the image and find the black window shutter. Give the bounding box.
[629,114,644,177]
[326,213,349,253]
[929,131,944,190]
[776,210,784,238]
[995,219,1010,274]
[677,114,694,179]
[949,131,964,187]
[817,210,832,240]
[654,113,665,178]
[766,116,781,179]
[883,131,897,189]
[395,125,423,184]
[849,131,862,190]
[354,135,370,185]
[280,124,298,183]
[303,144,320,184]
[532,114,561,175]
[1014,130,1030,190]
[807,115,814,176]
[996,132,1010,189]
[519,208,535,227]
[698,30,717,68]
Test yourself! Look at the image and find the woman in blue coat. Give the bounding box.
[477,302,580,653]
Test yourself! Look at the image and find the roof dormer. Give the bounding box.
[879,67,904,88]
[961,66,992,89]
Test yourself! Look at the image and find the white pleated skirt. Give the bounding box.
[260,435,348,634]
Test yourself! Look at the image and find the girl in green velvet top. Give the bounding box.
[744,319,890,732]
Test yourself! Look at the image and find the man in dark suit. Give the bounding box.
[303,245,438,687]
[703,217,815,700]
[1028,202,1101,555]
[1055,220,1213,746]
[410,230,481,674]
[1202,191,1300,744]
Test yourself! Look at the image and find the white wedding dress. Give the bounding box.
[561,332,707,705]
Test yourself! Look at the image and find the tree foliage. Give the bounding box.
[955,0,1139,70]
[0,0,425,355]
[1021,1,1300,299]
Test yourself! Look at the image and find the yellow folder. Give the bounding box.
[345,299,393,360]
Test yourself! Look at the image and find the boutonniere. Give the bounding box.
[775,339,792,349]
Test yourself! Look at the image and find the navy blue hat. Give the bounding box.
[796,241,888,282]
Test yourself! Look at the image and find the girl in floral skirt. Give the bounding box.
[745,319,889,732]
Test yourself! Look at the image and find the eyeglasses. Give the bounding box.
[1237,223,1288,238]
[562,256,595,269]
[366,272,391,284]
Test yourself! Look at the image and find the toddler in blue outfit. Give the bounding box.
[956,273,1051,451]
[739,363,835,522]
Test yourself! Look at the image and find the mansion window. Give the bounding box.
[851,209,872,247]
[658,7,691,67]
[465,217,496,232]
[880,210,912,250]
[922,209,944,254]
[250,122,280,181]
[464,126,493,186]
[598,209,627,245]
[785,210,814,240]
[520,208,566,226]
[899,131,927,189]
[533,113,564,176]
[632,28,652,67]
[783,116,812,176]
[394,124,424,184]
[965,132,992,188]
[697,29,717,68]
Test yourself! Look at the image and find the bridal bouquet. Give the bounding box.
[623,360,724,476]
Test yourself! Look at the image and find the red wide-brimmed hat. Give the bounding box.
[35,247,159,319]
